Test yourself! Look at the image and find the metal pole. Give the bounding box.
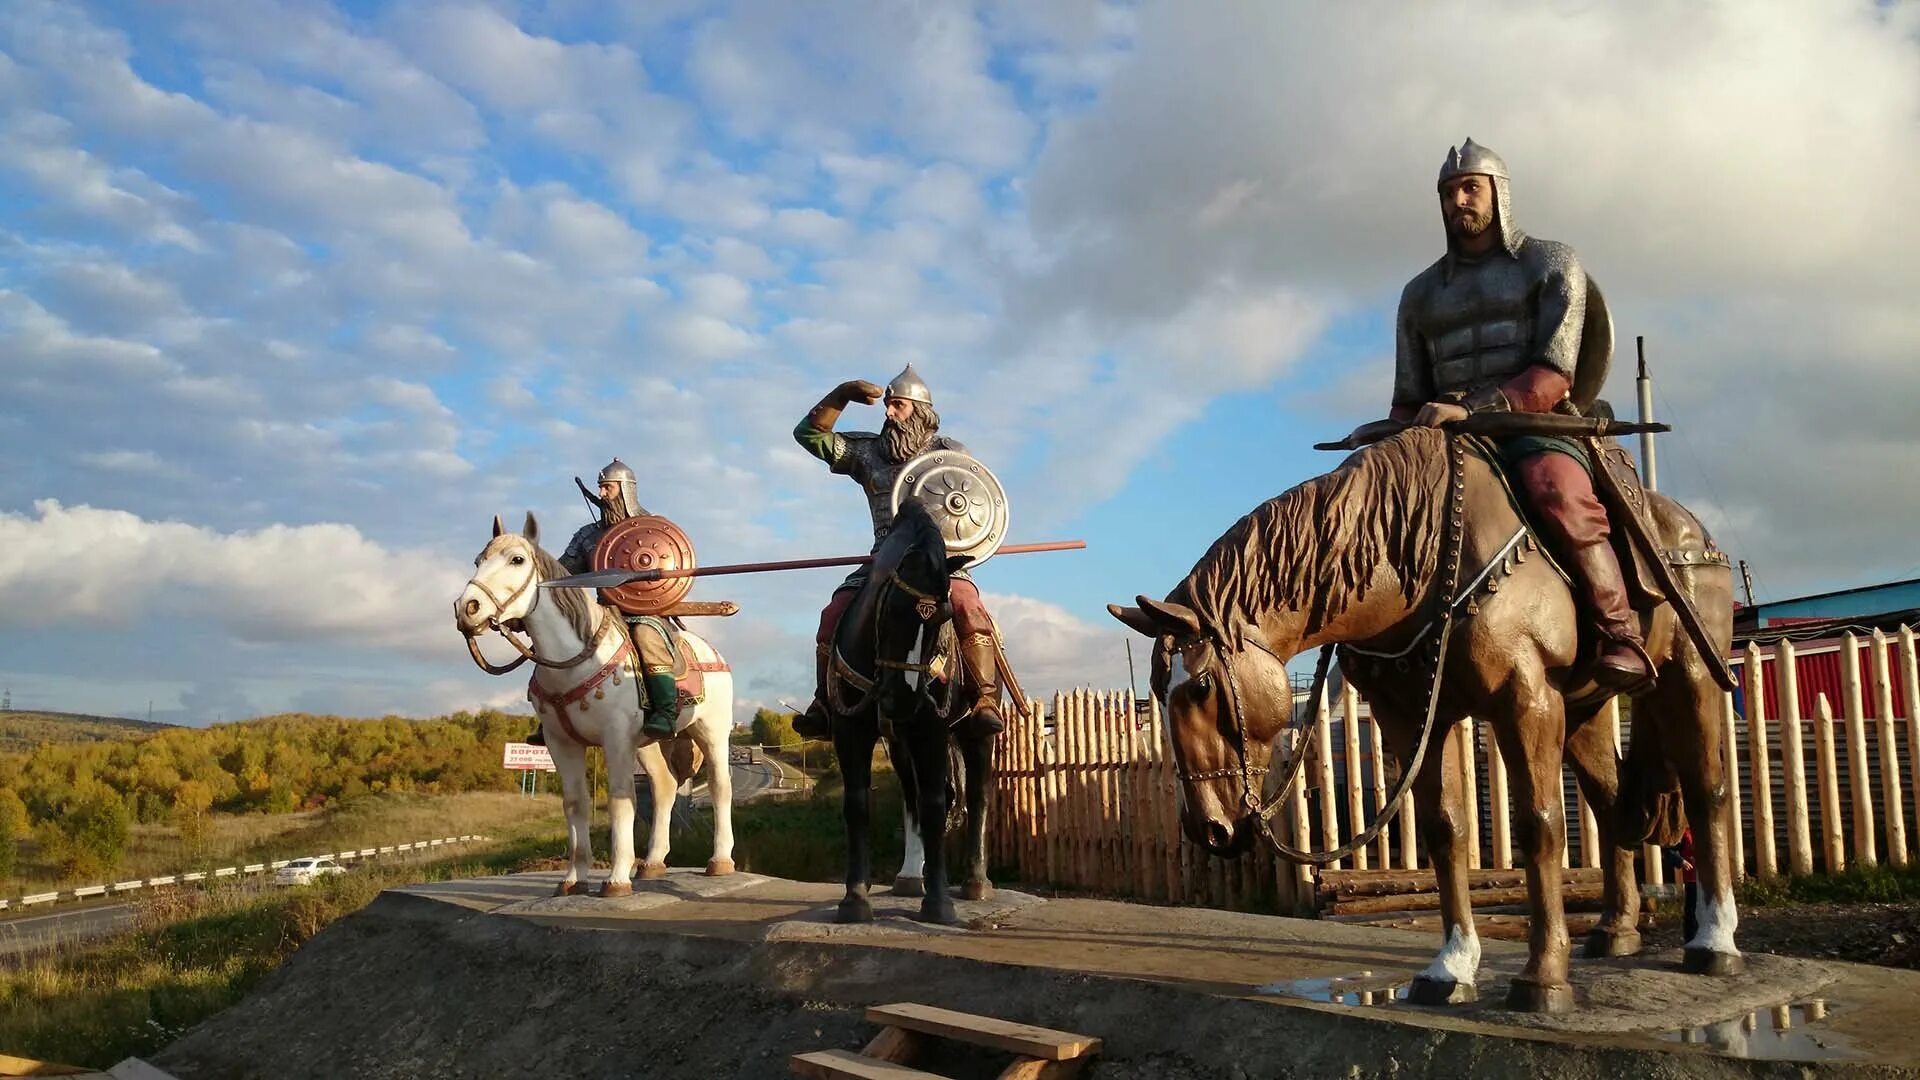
[1739,559,1757,610]
[1636,336,1658,491]
[1125,639,1139,700]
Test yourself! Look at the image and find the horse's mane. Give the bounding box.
[1180,427,1450,638]
[527,543,598,641]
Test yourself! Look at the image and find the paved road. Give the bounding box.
[685,760,789,807]
[0,898,139,959]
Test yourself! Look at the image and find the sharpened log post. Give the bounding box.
[1485,721,1511,870]
[1342,685,1367,869]
[1871,630,1908,867]
[1288,723,1314,904]
[1842,634,1878,866]
[1721,691,1744,882]
[1367,711,1392,871]
[1746,643,1777,879]
[1903,627,1920,867]
[1777,640,1814,877]
[1460,718,1481,869]
[1314,688,1341,870]
[1815,693,1846,873]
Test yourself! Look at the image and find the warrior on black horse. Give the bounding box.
[792,366,1007,743]
[793,365,1016,924]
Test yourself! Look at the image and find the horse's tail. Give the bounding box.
[1614,706,1687,847]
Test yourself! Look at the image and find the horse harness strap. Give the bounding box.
[1208,434,1473,866]
[528,624,633,745]
[463,566,613,676]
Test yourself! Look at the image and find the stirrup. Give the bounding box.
[1595,639,1657,697]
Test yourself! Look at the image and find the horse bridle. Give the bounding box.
[462,550,611,676]
[1173,433,1472,866]
[827,566,947,718]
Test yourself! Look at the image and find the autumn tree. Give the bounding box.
[0,787,26,881]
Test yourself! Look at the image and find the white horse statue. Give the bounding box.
[455,513,736,895]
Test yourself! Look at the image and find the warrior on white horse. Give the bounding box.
[520,457,681,747]
[456,512,737,895]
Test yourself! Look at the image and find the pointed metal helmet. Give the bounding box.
[1436,138,1523,258]
[885,364,933,407]
[597,457,641,519]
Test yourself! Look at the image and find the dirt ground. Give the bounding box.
[1644,901,1920,971]
[149,871,1920,1079]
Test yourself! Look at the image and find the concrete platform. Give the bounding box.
[151,870,1920,1079]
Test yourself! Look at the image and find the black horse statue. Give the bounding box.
[826,499,996,925]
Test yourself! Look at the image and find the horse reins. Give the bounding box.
[1193,433,1474,866]
[462,555,615,675]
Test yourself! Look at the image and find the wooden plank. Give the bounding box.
[789,1049,944,1080]
[1366,713,1392,871]
[1871,630,1909,867]
[1746,643,1777,879]
[996,1058,1092,1080]
[1904,628,1920,872]
[1485,721,1511,870]
[1314,688,1342,869]
[861,1025,924,1064]
[1842,633,1878,866]
[1342,685,1368,870]
[1777,640,1815,877]
[1815,693,1847,873]
[865,1003,1101,1061]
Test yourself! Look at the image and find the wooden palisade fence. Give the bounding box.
[986,626,1920,918]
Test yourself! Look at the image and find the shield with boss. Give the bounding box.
[592,515,697,615]
[890,449,1010,570]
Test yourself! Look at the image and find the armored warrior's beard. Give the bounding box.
[1448,205,1493,240]
[882,403,941,463]
[602,496,632,526]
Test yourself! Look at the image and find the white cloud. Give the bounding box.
[0,501,463,654]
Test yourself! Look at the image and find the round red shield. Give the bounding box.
[592,515,697,616]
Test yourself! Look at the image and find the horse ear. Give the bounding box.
[522,512,539,544]
[491,514,505,538]
[1137,595,1203,639]
[1107,603,1161,639]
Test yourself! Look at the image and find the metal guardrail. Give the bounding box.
[0,834,491,913]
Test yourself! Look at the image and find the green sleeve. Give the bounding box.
[793,419,847,467]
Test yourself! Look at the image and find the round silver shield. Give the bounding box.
[890,449,1011,568]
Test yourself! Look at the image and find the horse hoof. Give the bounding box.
[1504,977,1575,1014]
[704,858,735,877]
[598,880,634,898]
[892,875,925,897]
[1682,948,1745,976]
[836,897,874,924]
[960,879,993,902]
[1581,927,1642,959]
[916,899,959,926]
[1406,976,1476,1006]
[555,880,590,897]
[638,862,669,881]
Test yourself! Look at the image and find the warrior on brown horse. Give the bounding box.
[1111,140,1739,1014]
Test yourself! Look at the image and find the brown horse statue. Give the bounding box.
[1109,426,1737,1014]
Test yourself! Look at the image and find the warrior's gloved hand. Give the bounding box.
[835,379,884,405]
[1412,401,1470,427]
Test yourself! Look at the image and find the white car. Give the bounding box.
[273,856,347,886]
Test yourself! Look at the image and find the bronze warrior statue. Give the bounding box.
[1392,138,1653,694]
[791,365,1005,741]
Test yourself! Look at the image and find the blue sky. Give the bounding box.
[5,1,1919,725]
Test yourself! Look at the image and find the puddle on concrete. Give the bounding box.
[1256,972,1409,1007]
[1659,1000,1854,1061]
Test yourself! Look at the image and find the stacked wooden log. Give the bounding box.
[1315,867,1651,941]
